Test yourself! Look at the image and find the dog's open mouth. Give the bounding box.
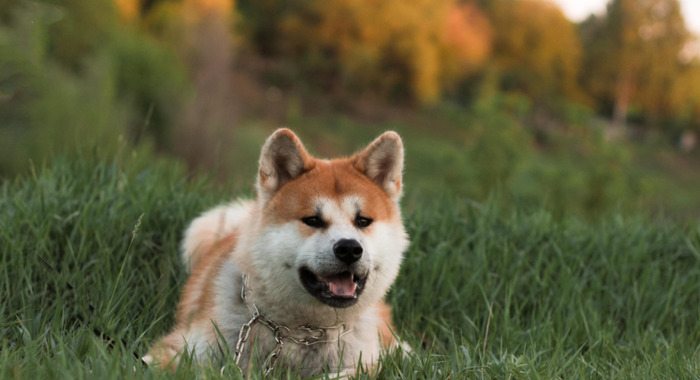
[299,267,367,308]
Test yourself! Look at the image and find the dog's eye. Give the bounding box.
[355,216,373,228]
[301,216,326,228]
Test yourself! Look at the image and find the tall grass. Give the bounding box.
[1,155,699,378]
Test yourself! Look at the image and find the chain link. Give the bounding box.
[232,274,352,376]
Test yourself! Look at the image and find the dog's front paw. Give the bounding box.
[143,341,182,371]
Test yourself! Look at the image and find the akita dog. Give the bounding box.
[144,129,409,377]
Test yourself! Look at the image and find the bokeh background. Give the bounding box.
[2,0,700,219]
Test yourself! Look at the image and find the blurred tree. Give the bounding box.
[580,0,695,130]
[444,2,493,90]
[239,0,491,104]
[0,0,21,21]
[667,58,700,135]
[143,0,238,171]
[0,1,125,174]
[143,0,235,50]
[0,0,190,169]
[489,0,586,105]
[47,0,120,70]
[115,0,141,21]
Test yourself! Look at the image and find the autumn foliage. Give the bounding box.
[12,0,700,132]
[490,0,585,103]
[104,0,700,132]
[244,0,492,104]
[115,0,141,21]
[581,0,697,128]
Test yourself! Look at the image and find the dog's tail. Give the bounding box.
[180,201,252,272]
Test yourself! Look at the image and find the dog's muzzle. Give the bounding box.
[299,267,368,308]
[299,239,369,308]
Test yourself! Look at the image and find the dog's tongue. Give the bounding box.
[323,273,356,297]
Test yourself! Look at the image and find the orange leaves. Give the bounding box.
[114,0,141,22]
[130,0,494,104]
[445,2,492,71]
[580,0,697,125]
[187,0,234,14]
[491,0,584,101]
[181,0,234,24]
[276,0,492,104]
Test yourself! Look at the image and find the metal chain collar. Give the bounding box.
[231,274,352,376]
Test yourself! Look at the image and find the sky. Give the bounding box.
[549,0,700,36]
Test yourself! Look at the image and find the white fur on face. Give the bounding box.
[250,195,407,314]
[251,222,309,304]
[361,220,408,298]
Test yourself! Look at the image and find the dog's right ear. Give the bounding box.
[257,128,312,202]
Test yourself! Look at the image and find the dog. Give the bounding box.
[144,129,409,377]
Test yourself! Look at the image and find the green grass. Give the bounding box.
[1,154,699,379]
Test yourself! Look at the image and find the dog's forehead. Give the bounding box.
[263,158,396,222]
[314,195,363,217]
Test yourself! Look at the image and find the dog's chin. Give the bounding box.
[299,267,368,308]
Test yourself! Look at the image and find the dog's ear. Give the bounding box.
[353,131,404,201]
[257,128,312,201]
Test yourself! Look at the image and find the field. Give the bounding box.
[3,0,700,378]
[1,151,699,379]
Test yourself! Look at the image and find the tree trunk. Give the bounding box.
[610,70,633,140]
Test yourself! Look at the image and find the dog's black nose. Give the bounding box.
[333,239,363,264]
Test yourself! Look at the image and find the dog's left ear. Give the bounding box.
[257,128,312,202]
[353,131,404,201]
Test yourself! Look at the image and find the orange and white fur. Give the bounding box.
[144,129,409,377]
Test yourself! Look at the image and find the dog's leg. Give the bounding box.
[146,232,239,370]
[143,330,187,370]
[377,301,412,353]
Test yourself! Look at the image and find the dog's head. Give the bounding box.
[250,129,408,312]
